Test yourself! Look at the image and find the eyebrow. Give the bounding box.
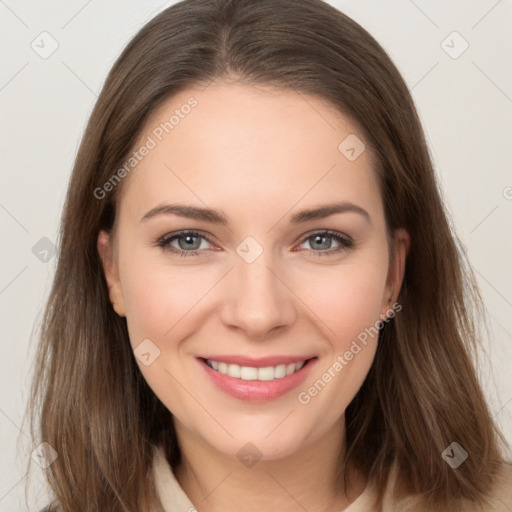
[140,201,371,226]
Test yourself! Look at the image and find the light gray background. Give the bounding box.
[1,1,511,509]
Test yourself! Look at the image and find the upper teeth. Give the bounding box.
[206,359,306,380]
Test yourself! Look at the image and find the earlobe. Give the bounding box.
[97,230,126,317]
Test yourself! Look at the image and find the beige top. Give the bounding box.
[152,446,512,512]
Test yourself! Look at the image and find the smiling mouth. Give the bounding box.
[199,357,317,381]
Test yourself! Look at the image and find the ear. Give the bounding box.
[97,230,126,317]
[380,227,410,319]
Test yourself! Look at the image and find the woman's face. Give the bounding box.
[98,81,408,461]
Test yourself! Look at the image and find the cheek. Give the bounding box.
[295,263,385,420]
[118,241,216,346]
[118,257,213,411]
[299,258,388,349]
[124,269,213,346]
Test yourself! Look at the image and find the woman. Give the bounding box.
[27,0,512,510]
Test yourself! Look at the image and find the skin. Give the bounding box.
[98,80,410,512]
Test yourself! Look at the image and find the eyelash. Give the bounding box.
[156,229,354,258]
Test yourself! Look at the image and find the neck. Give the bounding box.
[171,416,366,512]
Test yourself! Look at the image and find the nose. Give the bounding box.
[218,252,297,340]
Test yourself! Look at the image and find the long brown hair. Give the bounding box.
[25,0,509,510]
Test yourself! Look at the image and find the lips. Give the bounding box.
[196,355,318,402]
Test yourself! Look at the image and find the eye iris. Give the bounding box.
[178,235,201,250]
[311,234,331,250]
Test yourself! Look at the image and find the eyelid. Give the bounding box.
[294,228,353,245]
[157,229,218,252]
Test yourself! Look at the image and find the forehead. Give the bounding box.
[118,82,383,227]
